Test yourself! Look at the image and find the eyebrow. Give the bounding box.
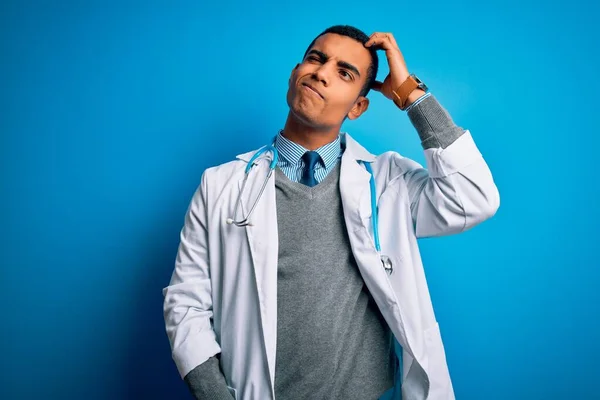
[306,49,361,78]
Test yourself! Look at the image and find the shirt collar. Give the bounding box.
[274,130,342,169]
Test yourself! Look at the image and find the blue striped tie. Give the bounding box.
[300,151,320,187]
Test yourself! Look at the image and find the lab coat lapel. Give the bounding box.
[339,134,413,359]
[338,133,376,216]
[237,157,279,395]
[339,148,373,230]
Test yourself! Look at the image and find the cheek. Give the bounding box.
[323,97,357,121]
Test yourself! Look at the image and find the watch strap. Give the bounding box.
[392,75,420,110]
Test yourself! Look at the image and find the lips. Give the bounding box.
[302,83,324,99]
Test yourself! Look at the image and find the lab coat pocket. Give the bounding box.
[226,385,238,399]
[423,322,454,399]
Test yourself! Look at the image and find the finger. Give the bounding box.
[365,34,393,50]
[385,32,399,48]
[371,80,383,92]
[365,32,381,44]
[365,32,383,46]
[365,32,400,49]
[366,33,404,71]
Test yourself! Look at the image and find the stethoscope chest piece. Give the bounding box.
[381,255,393,275]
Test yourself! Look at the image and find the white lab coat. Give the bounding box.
[163,131,499,400]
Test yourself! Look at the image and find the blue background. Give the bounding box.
[2,1,599,399]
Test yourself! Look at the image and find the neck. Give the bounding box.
[281,111,341,150]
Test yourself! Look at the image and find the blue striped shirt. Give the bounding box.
[274,91,431,183]
[274,130,343,183]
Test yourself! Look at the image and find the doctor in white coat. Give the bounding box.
[163,25,499,400]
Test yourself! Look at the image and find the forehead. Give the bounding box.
[309,33,371,74]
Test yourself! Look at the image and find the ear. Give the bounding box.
[346,96,370,120]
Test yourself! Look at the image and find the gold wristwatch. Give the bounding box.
[391,74,428,110]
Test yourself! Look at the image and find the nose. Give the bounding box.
[311,61,334,87]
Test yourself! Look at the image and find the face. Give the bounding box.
[286,33,372,130]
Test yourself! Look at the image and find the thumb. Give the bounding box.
[371,80,383,92]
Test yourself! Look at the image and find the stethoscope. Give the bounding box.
[226,141,393,275]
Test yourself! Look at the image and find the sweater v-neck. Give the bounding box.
[274,162,340,200]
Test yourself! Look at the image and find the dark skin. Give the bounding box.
[282,32,425,150]
[282,33,371,150]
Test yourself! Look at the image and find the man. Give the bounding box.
[163,25,499,400]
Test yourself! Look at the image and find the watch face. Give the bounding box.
[411,74,428,91]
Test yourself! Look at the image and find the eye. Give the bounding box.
[340,70,352,80]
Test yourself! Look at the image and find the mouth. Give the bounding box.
[302,83,324,99]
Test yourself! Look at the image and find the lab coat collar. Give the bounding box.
[340,132,377,162]
[235,132,376,164]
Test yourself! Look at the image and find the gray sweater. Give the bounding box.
[273,162,396,399]
[183,94,464,399]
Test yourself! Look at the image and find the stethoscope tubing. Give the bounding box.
[227,142,391,275]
